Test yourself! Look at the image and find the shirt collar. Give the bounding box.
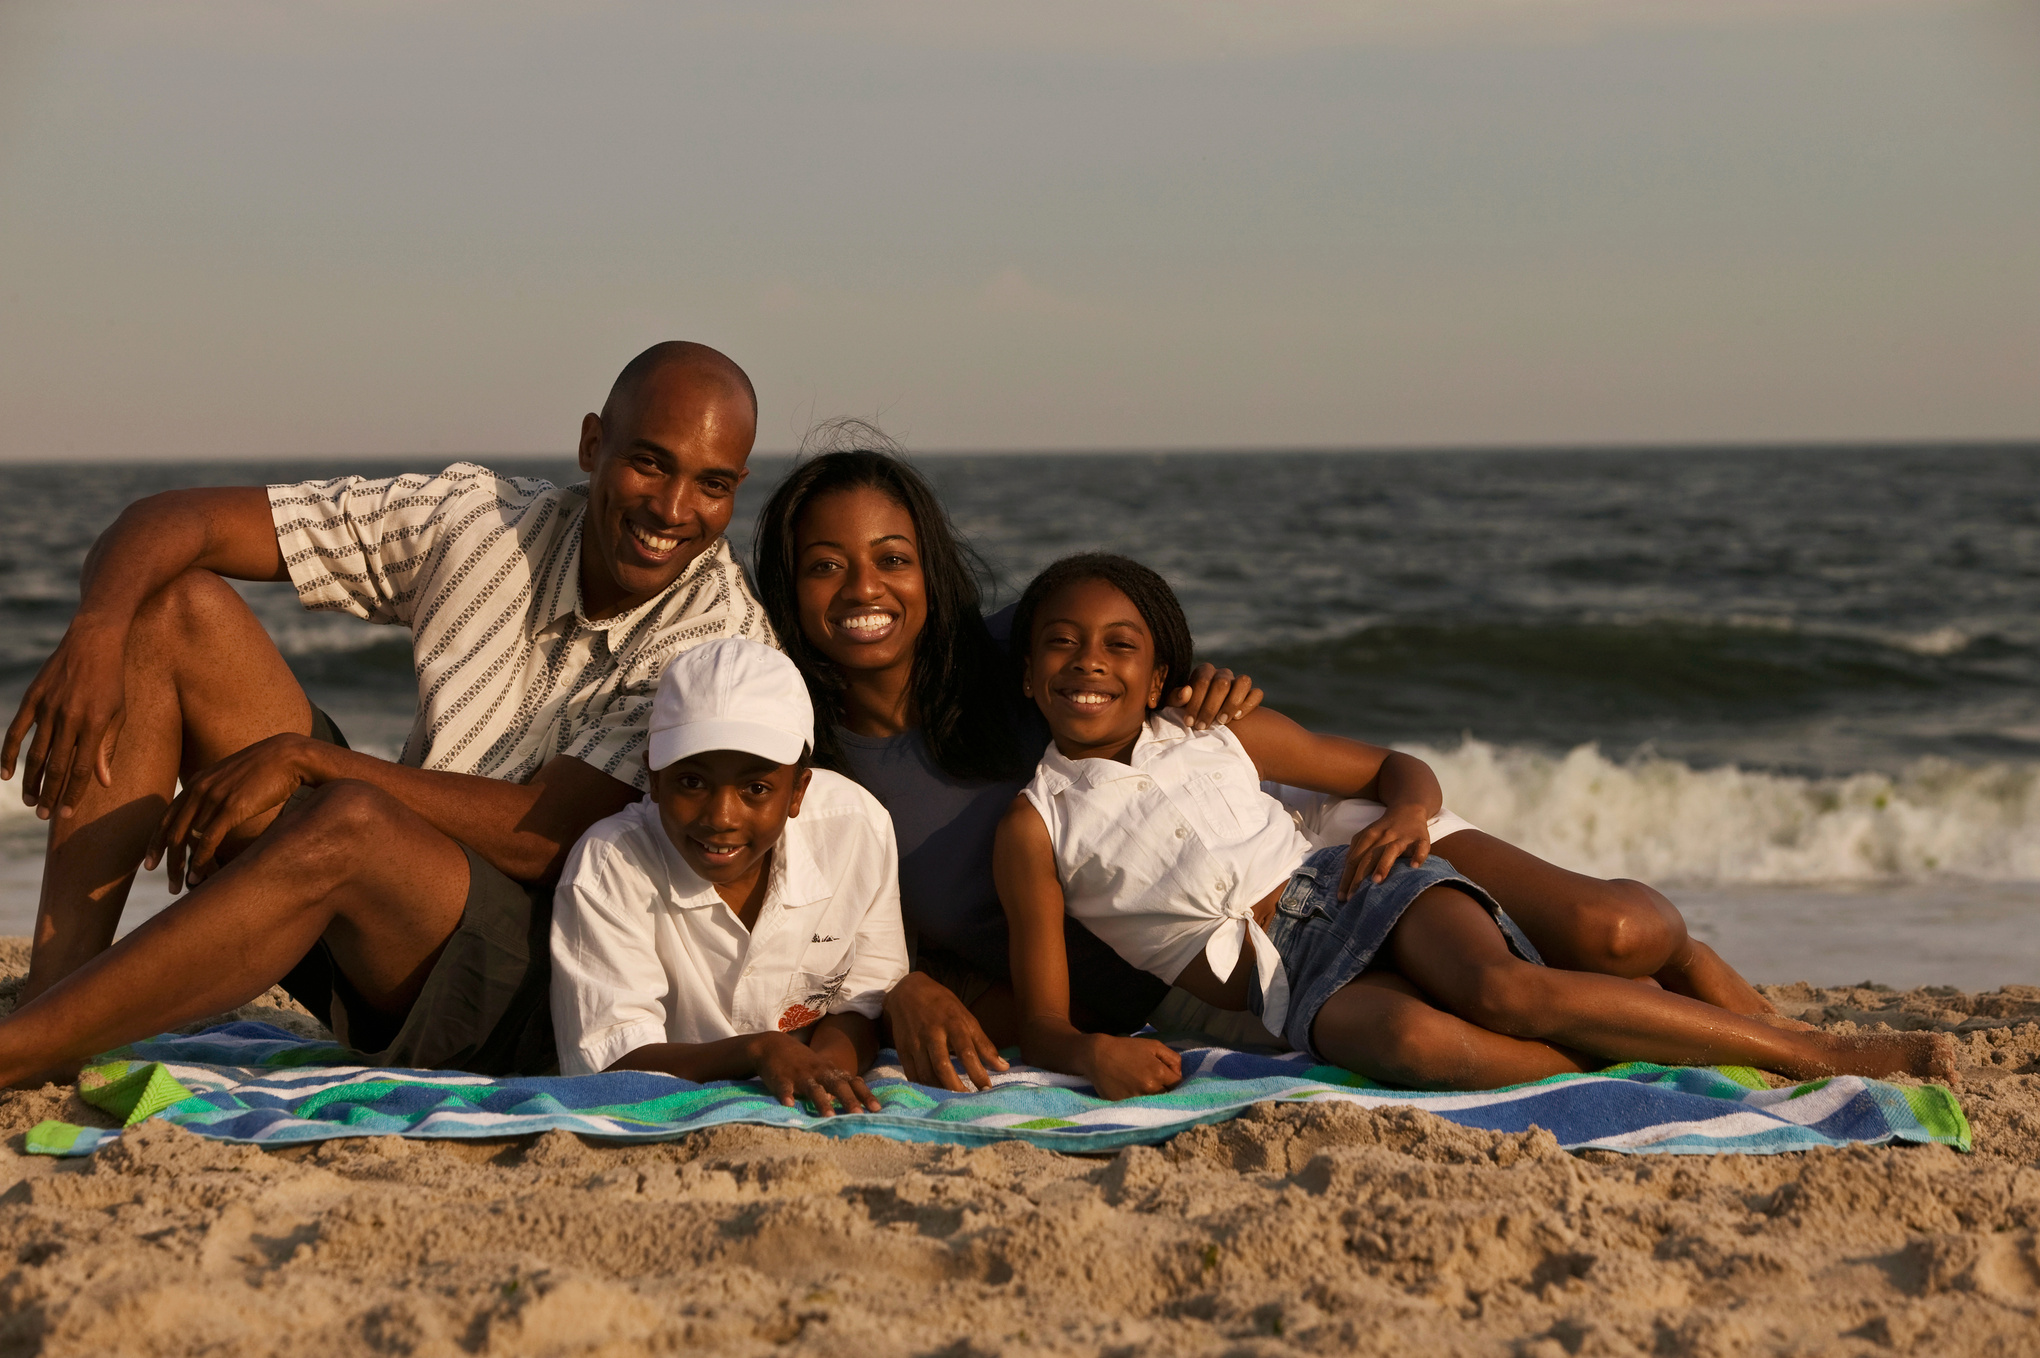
[1033,711,1189,795]
[541,495,732,635]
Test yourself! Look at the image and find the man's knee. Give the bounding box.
[272,780,410,880]
[131,569,252,649]
[1566,881,1682,977]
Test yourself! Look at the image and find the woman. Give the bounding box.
[752,427,1261,1092]
[751,430,1782,1090]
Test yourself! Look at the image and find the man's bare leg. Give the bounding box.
[0,780,468,1087]
[23,570,314,1003]
[1433,830,1777,1016]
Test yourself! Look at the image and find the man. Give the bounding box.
[0,341,770,1084]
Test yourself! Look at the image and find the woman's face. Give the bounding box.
[793,485,929,678]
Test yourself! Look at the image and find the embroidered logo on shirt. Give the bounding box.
[811,934,839,943]
[777,965,851,1032]
[777,1002,825,1032]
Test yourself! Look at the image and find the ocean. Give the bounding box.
[1,446,2034,988]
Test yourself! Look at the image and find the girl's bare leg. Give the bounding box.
[1433,830,1776,1016]
[1310,971,1590,1090]
[1386,886,1957,1085]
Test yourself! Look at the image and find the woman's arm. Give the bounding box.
[608,1020,881,1115]
[994,797,1181,1099]
[1229,707,1446,896]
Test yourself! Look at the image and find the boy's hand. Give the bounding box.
[1341,804,1431,898]
[752,1032,881,1116]
[884,972,1009,1092]
[1169,663,1262,732]
[1082,1035,1182,1100]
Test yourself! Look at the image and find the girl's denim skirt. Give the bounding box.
[1248,846,1543,1062]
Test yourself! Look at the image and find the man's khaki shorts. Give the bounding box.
[275,708,558,1075]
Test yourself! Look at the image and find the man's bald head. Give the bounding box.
[600,341,757,433]
[576,341,759,619]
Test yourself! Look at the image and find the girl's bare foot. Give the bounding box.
[1809,1030,1959,1087]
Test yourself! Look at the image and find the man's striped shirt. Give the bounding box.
[267,462,774,791]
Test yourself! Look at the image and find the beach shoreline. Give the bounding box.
[1,940,2035,1355]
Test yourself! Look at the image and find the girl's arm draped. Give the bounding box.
[1228,707,1443,818]
[1230,706,1447,894]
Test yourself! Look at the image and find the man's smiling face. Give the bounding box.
[577,353,757,620]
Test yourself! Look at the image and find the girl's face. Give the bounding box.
[1024,578,1168,759]
[793,486,929,679]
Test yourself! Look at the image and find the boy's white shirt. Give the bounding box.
[550,768,908,1077]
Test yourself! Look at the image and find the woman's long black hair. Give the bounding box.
[752,423,1029,782]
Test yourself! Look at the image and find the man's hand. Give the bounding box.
[146,733,327,893]
[1340,804,1432,898]
[751,1031,880,1116]
[1081,1034,1182,1100]
[883,971,1009,1092]
[1,616,131,822]
[1168,662,1262,732]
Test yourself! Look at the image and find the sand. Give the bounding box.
[0,942,2037,1356]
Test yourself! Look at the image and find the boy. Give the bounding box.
[551,639,908,1115]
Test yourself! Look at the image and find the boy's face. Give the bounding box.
[650,750,811,887]
[1023,578,1168,759]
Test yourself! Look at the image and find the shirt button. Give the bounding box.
[1213,879,1227,892]
[1175,826,1188,839]
[1211,772,1224,782]
[1138,778,1153,791]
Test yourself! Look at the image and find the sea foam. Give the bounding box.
[1414,739,2040,886]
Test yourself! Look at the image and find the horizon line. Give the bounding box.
[3,436,2037,467]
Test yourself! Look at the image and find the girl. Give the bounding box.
[995,553,1957,1098]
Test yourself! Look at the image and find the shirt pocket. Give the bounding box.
[1180,765,1263,843]
[774,963,852,1032]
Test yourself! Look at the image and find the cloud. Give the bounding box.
[682,0,1941,62]
[759,280,804,315]
[977,267,1101,321]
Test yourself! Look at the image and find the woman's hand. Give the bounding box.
[145,733,325,892]
[1081,1034,1182,1100]
[1169,663,1262,731]
[883,972,1010,1092]
[1340,803,1432,897]
[751,1031,880,1116]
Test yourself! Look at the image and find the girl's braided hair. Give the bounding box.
[751,424,1028,781]
[1009,553,1195,706]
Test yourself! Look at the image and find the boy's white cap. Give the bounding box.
[649,639,813,770]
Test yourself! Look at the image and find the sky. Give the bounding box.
[1,0,2036,459]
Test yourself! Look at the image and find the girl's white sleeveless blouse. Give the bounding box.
[1021,712,1313,1036]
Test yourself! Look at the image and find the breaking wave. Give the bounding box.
[1418,738,2040,886]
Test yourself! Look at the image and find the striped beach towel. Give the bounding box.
[25,1022,1968,1159]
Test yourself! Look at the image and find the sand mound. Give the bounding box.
[1,943,2037,1355]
